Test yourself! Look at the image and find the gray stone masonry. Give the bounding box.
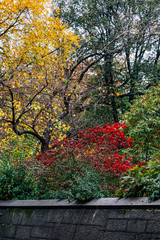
[0,198,160,240]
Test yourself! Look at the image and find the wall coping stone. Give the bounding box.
[0,198,160,208]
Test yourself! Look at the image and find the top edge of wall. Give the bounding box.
[0,198,160,208]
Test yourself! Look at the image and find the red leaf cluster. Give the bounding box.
[36,123,136,177]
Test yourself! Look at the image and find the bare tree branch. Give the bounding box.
[0,9,26,37]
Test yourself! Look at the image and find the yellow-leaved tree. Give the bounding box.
[0,0,79,153]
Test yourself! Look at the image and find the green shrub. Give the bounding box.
[0,159,39,200]
[122,86,160,162]
[70,169,110,201]
[0,156,112,201]
[40,168,110,201]
[116,159,160,202]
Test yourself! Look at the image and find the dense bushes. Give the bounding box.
[122,86,160,162]
[0,123,135,200]
[31,123,135,200]
[116,159,160,202]
[115,86,160,201]
[0,159,38,200]
[0,114,159,201]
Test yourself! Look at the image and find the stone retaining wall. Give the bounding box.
[0,198,160,240]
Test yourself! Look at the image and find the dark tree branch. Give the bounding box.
[16,83,48,124]
[0,9,25,37]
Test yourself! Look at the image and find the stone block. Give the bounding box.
[62,209,84,224]
[126,219,146,233]
[139,209,160,220]
[98,231,135,240]
[106,219,127,231]
[15,226,32,239]
[51,223,76,240]
[80,209,110,226]
[12,209,24,224]
[0,209,13,224]
[30,209,50,226]
[108,209,127,219]
[109,208,148,220]
[135,233,156,240]
[21,209,34,225]
[108,208,160,220]
[47,209,67,223]
[31,226,53,239]
[73,225,99,240]
[146,221,160,233]
[0,224,16,238]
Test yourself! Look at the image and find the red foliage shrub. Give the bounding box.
[35,123,136,178]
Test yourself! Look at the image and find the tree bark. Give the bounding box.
[104,55,119,122]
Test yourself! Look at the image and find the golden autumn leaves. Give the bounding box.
[0,0,79,70]
[0,0,79,153]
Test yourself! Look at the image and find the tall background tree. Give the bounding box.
[0,0,80,152]
[54,0,160,125]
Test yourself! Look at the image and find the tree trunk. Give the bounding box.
[41,126,51,152]
[104,55,119,122]
[41,142,49,153]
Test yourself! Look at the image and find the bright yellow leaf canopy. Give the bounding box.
[0,0,79,152]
